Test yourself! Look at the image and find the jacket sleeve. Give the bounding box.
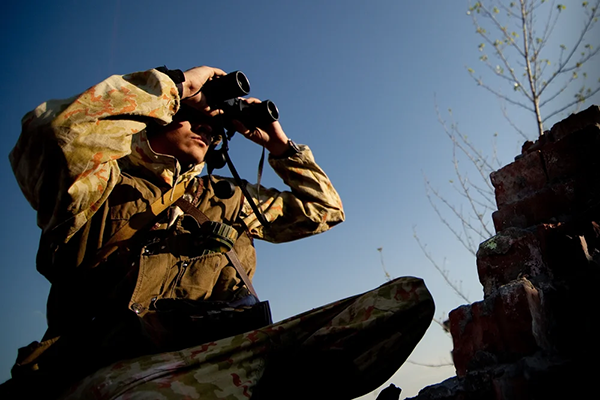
[9,69,180,242]
[239,144,345,243]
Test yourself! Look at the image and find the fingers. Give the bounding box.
[184,66,226,83]
[181,66,226,99]
[241,97,261,104]
[232,120,260,138]
[181,66,228,116]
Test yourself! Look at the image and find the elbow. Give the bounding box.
[333,208,345,226]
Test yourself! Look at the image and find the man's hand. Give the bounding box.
[231,98,291,156]
[181,66,227,116]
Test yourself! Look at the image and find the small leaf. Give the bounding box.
[557,4,566,11]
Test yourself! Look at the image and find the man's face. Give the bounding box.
[149,108,218,165]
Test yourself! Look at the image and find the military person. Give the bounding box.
[3,65,434,399]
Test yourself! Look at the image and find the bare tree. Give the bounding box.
[418,0,600,315]
[467,0,600,138]
[377,1,600,371]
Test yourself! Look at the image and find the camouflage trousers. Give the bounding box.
[58,277,434,400]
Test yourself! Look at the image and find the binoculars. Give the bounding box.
[199,71,277,222]
[201,71,279,130]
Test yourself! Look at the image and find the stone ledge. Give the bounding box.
[407,354,588,400]
[476,227,550,297]
[449,279,550,377]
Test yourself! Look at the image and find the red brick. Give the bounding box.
[476,228,551,296]
[449,280,549,377]
[548,105,600,142]
[492,180,577,231]
[490,150,547,208]
[541,125,600,181]
[534,222,597,278]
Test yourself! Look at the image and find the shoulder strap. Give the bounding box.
[174,197,260,299]
[87,180,190,269]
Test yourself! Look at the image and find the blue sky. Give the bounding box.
[1,1,598,398]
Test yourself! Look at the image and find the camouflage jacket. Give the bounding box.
[9,68,344,337]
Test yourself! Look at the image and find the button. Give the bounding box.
[182,262,188,267]
[131,302,145,314]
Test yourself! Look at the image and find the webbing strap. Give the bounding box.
[174,197,259,299]
[87,180,190,269]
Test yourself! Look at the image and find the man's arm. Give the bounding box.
[239,144,345,243]
[223,98,344,242]
[9,69,181,241]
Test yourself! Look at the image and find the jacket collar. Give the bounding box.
[120,130,205,187]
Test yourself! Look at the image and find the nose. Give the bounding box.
[192,122,213,135]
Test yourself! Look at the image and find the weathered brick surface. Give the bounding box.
[476,228,551,297]
[492,177,600,232]
[542,125,600,182]
[534,222,597,278]
[548,105,600,142]
[491,180,577,231]
[408,355,589,400]
[490,151,547,208]
[490,109,600,232]
[412,106,600,399]
[449,280,549,378]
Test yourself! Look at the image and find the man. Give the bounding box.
[4,65,434,399]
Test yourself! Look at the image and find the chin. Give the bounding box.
[189,154,207,166]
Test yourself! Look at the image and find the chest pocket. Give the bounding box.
[170,253,229,300]
[148,215,238,302]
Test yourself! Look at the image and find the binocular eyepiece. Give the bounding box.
[201,71,279,130]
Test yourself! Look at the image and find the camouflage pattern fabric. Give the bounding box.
[9,68,344,246]
[58,277,434,400]
[7,69,432,399]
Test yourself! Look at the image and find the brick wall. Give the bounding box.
[409,105,600,400]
